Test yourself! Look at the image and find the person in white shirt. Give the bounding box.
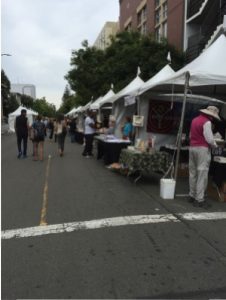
[82,110,96,157]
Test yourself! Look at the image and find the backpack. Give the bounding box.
[34,121,45,139]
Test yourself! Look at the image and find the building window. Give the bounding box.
[137,5,147,26]
[155,26,161,42]
[162,2,168,19]
[155,9,160,25]
[155,0,160,7]
[125,22,132,32]
[141,22,147,35]
[162,21,167,38]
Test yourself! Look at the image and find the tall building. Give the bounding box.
[10,84,36,99]
[119,0,185,50]
[93,22,119,50]
[184,0,226,61]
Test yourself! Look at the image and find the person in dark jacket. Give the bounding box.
[14,109,29,158]
[48,118,54,140]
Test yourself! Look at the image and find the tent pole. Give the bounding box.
[174,71,190,192]
[136,95,140,140]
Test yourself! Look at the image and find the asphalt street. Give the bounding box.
[1,133,226,299]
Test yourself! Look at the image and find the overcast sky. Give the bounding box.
[1,0,119,109]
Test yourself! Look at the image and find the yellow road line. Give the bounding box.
[40,155,51,226]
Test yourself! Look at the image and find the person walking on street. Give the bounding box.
[82,110,96,158]
[189,106,220,208]
[48,118,54,140]
[55,114,67,157]
[14,109,29,158]
[32,115,46,161]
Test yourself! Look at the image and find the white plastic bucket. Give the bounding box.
[160,179,176,199]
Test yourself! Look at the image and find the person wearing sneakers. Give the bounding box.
[82,110,96,158]
[189,106,220,208]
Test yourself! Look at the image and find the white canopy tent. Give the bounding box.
[162,34,226,87]
[89,96,103,110]
[138,34,226,98]
[137,34,226,147]
[67,107,77,117]
[67,106,82,117]
[138,64,175,96]
[137,34,226,186]
[111,75,145,138]
[99,75,145,108]
[89,89,116,124]
[90,89,115,110]
[8,105,38,132]
[80,100,92,113]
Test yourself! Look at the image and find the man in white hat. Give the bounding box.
[189,106,220,208]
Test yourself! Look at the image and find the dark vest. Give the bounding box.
[15,115,28,135]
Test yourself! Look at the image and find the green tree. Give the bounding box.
[57,93,81,115]
[65,40,106,105]
[7,94,19,114]
[65,32,185,105]
[20,94,34,109]
[1,69,11,116]
[33,97,56,117]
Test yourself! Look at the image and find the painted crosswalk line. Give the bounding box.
[2,212,226,240]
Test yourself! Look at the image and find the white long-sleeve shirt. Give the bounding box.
[203,121,217,148]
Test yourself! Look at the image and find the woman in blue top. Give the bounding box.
[122,116,133,140]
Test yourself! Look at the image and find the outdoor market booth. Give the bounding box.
[93,70,145,165]
[133,33,226,198]
[8,105,38,132]
[90,87,115,128]
[114,64,177,181]
[111,70,144,139]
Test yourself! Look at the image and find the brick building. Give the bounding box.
[119,0,185,50]
[119,0,226,61]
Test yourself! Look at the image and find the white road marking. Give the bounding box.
[179,212,226,221]
[1,212,226,240]
[40,154,51,226]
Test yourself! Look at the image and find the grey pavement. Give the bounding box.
[1,133,226,299]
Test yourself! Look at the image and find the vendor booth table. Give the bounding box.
[95,135,131,165]
[212,158,226,187]
[160,145,189,164]
[119,148,172,182]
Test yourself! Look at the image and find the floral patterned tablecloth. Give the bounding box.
[119,149,173,176]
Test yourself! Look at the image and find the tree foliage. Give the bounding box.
[20,94,34,109]
[1,69,12,116]
[1,69,56,117]
[65,40,105,105]
[33,97,56,117]
[65,32,185,108]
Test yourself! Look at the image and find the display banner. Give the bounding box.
[124,95,136,106]
[147,100,181,133]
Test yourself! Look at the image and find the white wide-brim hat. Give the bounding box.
[200,106,221,121]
